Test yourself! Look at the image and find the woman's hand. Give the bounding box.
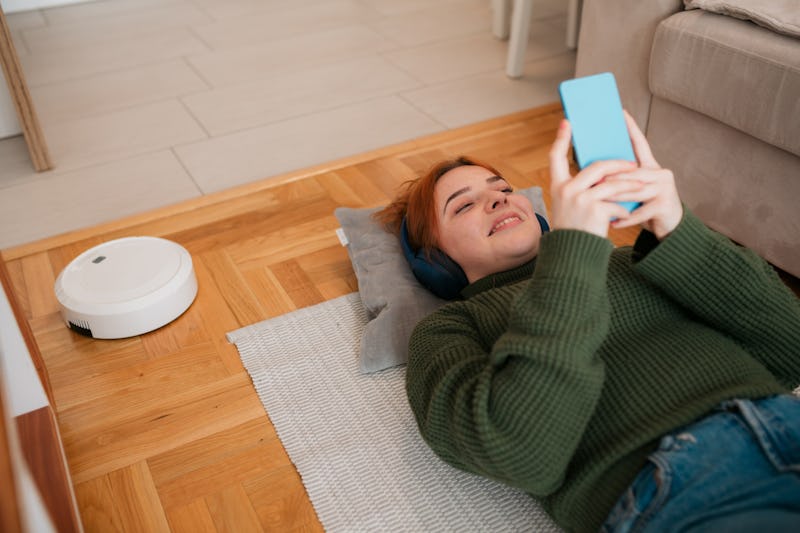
[549,112,684,241]
[607,111,683,240]
[549,119,640,238]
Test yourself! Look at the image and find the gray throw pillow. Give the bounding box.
[684,0,800,38]
[335,186,547,373]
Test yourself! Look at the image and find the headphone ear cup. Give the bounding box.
[536,213,550,233]
[400,218,468,300]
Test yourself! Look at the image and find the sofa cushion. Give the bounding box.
[649,10,800,157]
[684,0,800,39]
[648,96,800,278]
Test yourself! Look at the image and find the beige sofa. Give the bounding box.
[574,0,800,278]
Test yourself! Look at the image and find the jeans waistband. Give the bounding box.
[711,394,800,473]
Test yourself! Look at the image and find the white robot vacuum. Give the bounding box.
[54,237,198,339]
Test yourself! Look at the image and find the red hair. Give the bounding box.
[373,156,503,256]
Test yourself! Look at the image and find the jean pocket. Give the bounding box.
[734,395,800,473]
[601,460,670,533]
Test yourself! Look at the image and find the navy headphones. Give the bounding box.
[400,213,550,300]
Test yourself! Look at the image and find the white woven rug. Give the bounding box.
[227,292,560,532]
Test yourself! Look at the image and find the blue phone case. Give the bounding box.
[558,72,640,212]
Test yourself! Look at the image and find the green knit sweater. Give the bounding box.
[405,210,800,533]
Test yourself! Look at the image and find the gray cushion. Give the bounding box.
[684,0,800,38]
[335,186,546,373]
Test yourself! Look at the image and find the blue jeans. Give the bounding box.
[601,394,800,533]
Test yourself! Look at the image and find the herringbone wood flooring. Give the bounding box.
[3,103,646,532]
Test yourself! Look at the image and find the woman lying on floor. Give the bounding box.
[375,113,800,533]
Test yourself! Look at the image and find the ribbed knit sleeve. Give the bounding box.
[406,230,614,496]
[633,210,800,388]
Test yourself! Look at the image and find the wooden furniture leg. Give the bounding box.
[0,8,52,172]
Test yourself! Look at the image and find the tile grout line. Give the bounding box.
[169,146,206,197]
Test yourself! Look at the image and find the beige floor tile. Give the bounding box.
[358,0,558,20]
[31,61,208,125]
[368,0,491,48]
[8,30,28,56]
[191,0,379,50]
[0,150,200,249]
[0,135,38,189]
[183,56,420,136]
[189,0,325,21]
[359,0,473,17]
[5,9,47,31]
[175,96,444,193]
[0,68,22,138]
[19,28,208,86]
[43,100,207,172]
[528,0,571,21]
[384,21,569,85]
[402,52,575,128]
[187,25,398,87]
[40,0,188,25]
[543,15,569,37]
[22,3,212,53]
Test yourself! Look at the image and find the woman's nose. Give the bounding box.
[487,193,508,211]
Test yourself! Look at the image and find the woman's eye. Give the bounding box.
[455,202,472,214]
[502,187,513,194]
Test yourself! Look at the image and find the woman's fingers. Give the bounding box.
[569,159,638,191]
[623,110,658,169]
[611,202,660,229]
[587,177,647,202]
[606,165,684,238]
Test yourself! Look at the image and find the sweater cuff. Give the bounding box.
[535,230,614,282]
[633,209,719,281]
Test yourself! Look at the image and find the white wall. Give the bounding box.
[0,284,49,417]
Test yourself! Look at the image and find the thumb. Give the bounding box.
[549,119,573,186]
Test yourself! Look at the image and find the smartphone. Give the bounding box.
[558,72,640,213]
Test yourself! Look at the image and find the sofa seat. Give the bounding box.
[650,10,800,157]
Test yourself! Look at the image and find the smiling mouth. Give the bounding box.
[489,216,521,236]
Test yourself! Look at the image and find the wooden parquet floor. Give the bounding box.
[2,103,642,532]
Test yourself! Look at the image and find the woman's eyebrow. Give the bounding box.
[442,176,505,214]
[443,186,470,214]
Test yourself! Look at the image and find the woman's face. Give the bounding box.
[434,165,541,282]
